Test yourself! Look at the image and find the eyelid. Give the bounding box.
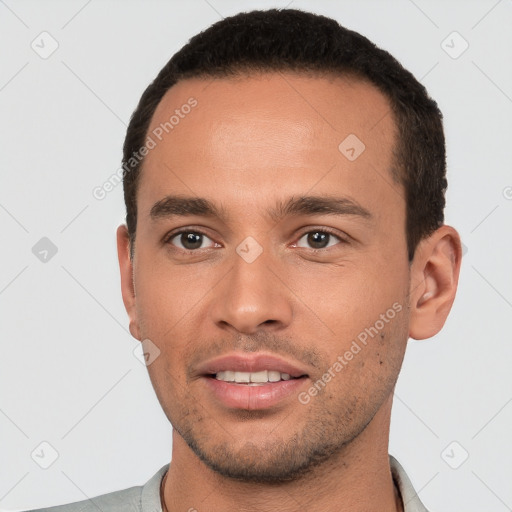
[163,227,219,248]
[292,226,351,247]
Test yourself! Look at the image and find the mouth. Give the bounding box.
[197,353,309,410]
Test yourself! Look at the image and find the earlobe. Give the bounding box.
[116,225,141,341]
[408,225,462,340]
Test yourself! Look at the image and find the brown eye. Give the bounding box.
[296,230,342,250]
[168,231,214,250]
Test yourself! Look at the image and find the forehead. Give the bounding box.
[138,72,401,220]
[148,72,395,156]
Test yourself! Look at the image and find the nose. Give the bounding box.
[209,246,293,335]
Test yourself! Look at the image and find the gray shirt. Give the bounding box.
[24,456,428,511]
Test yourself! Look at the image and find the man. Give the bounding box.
[27,8,461,512]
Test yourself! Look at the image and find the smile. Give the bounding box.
[197,352,309,410]
[215,370,293,384]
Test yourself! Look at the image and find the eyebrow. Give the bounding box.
[149,194,372,223]
[270,195,372,223]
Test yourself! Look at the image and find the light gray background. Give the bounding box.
[1,0,511,510]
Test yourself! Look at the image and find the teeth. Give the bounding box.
[268,370,281,382]
[221,370,235,381]
[215,370,294,383]
[250,370,268,383]
[234,371,250,383]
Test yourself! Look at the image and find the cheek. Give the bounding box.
[287,260,408,341]
[295,268,409,396]
[316,308,409,407]
[134,260,210,338]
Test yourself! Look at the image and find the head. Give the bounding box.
[117,9,461,482]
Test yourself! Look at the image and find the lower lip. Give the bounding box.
[203,376,307,410]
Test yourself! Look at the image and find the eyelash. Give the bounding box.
[294,227,350,250]
[163,227,349,253]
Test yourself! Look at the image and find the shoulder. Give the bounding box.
[390,455,430,512]
[22,464,169,512]
[23,485,142,512]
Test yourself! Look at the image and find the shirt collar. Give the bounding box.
[142,457,429,512]
[390,455,430,512]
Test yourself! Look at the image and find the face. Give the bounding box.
[123,73,412,482]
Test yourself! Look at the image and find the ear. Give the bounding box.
[408,225,462,340]
[116,225,141,341]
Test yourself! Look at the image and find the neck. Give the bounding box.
[161,396,402,512]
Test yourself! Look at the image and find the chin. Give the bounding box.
[177,423,353,484]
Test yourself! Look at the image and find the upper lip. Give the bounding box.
[196,353,309,378]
